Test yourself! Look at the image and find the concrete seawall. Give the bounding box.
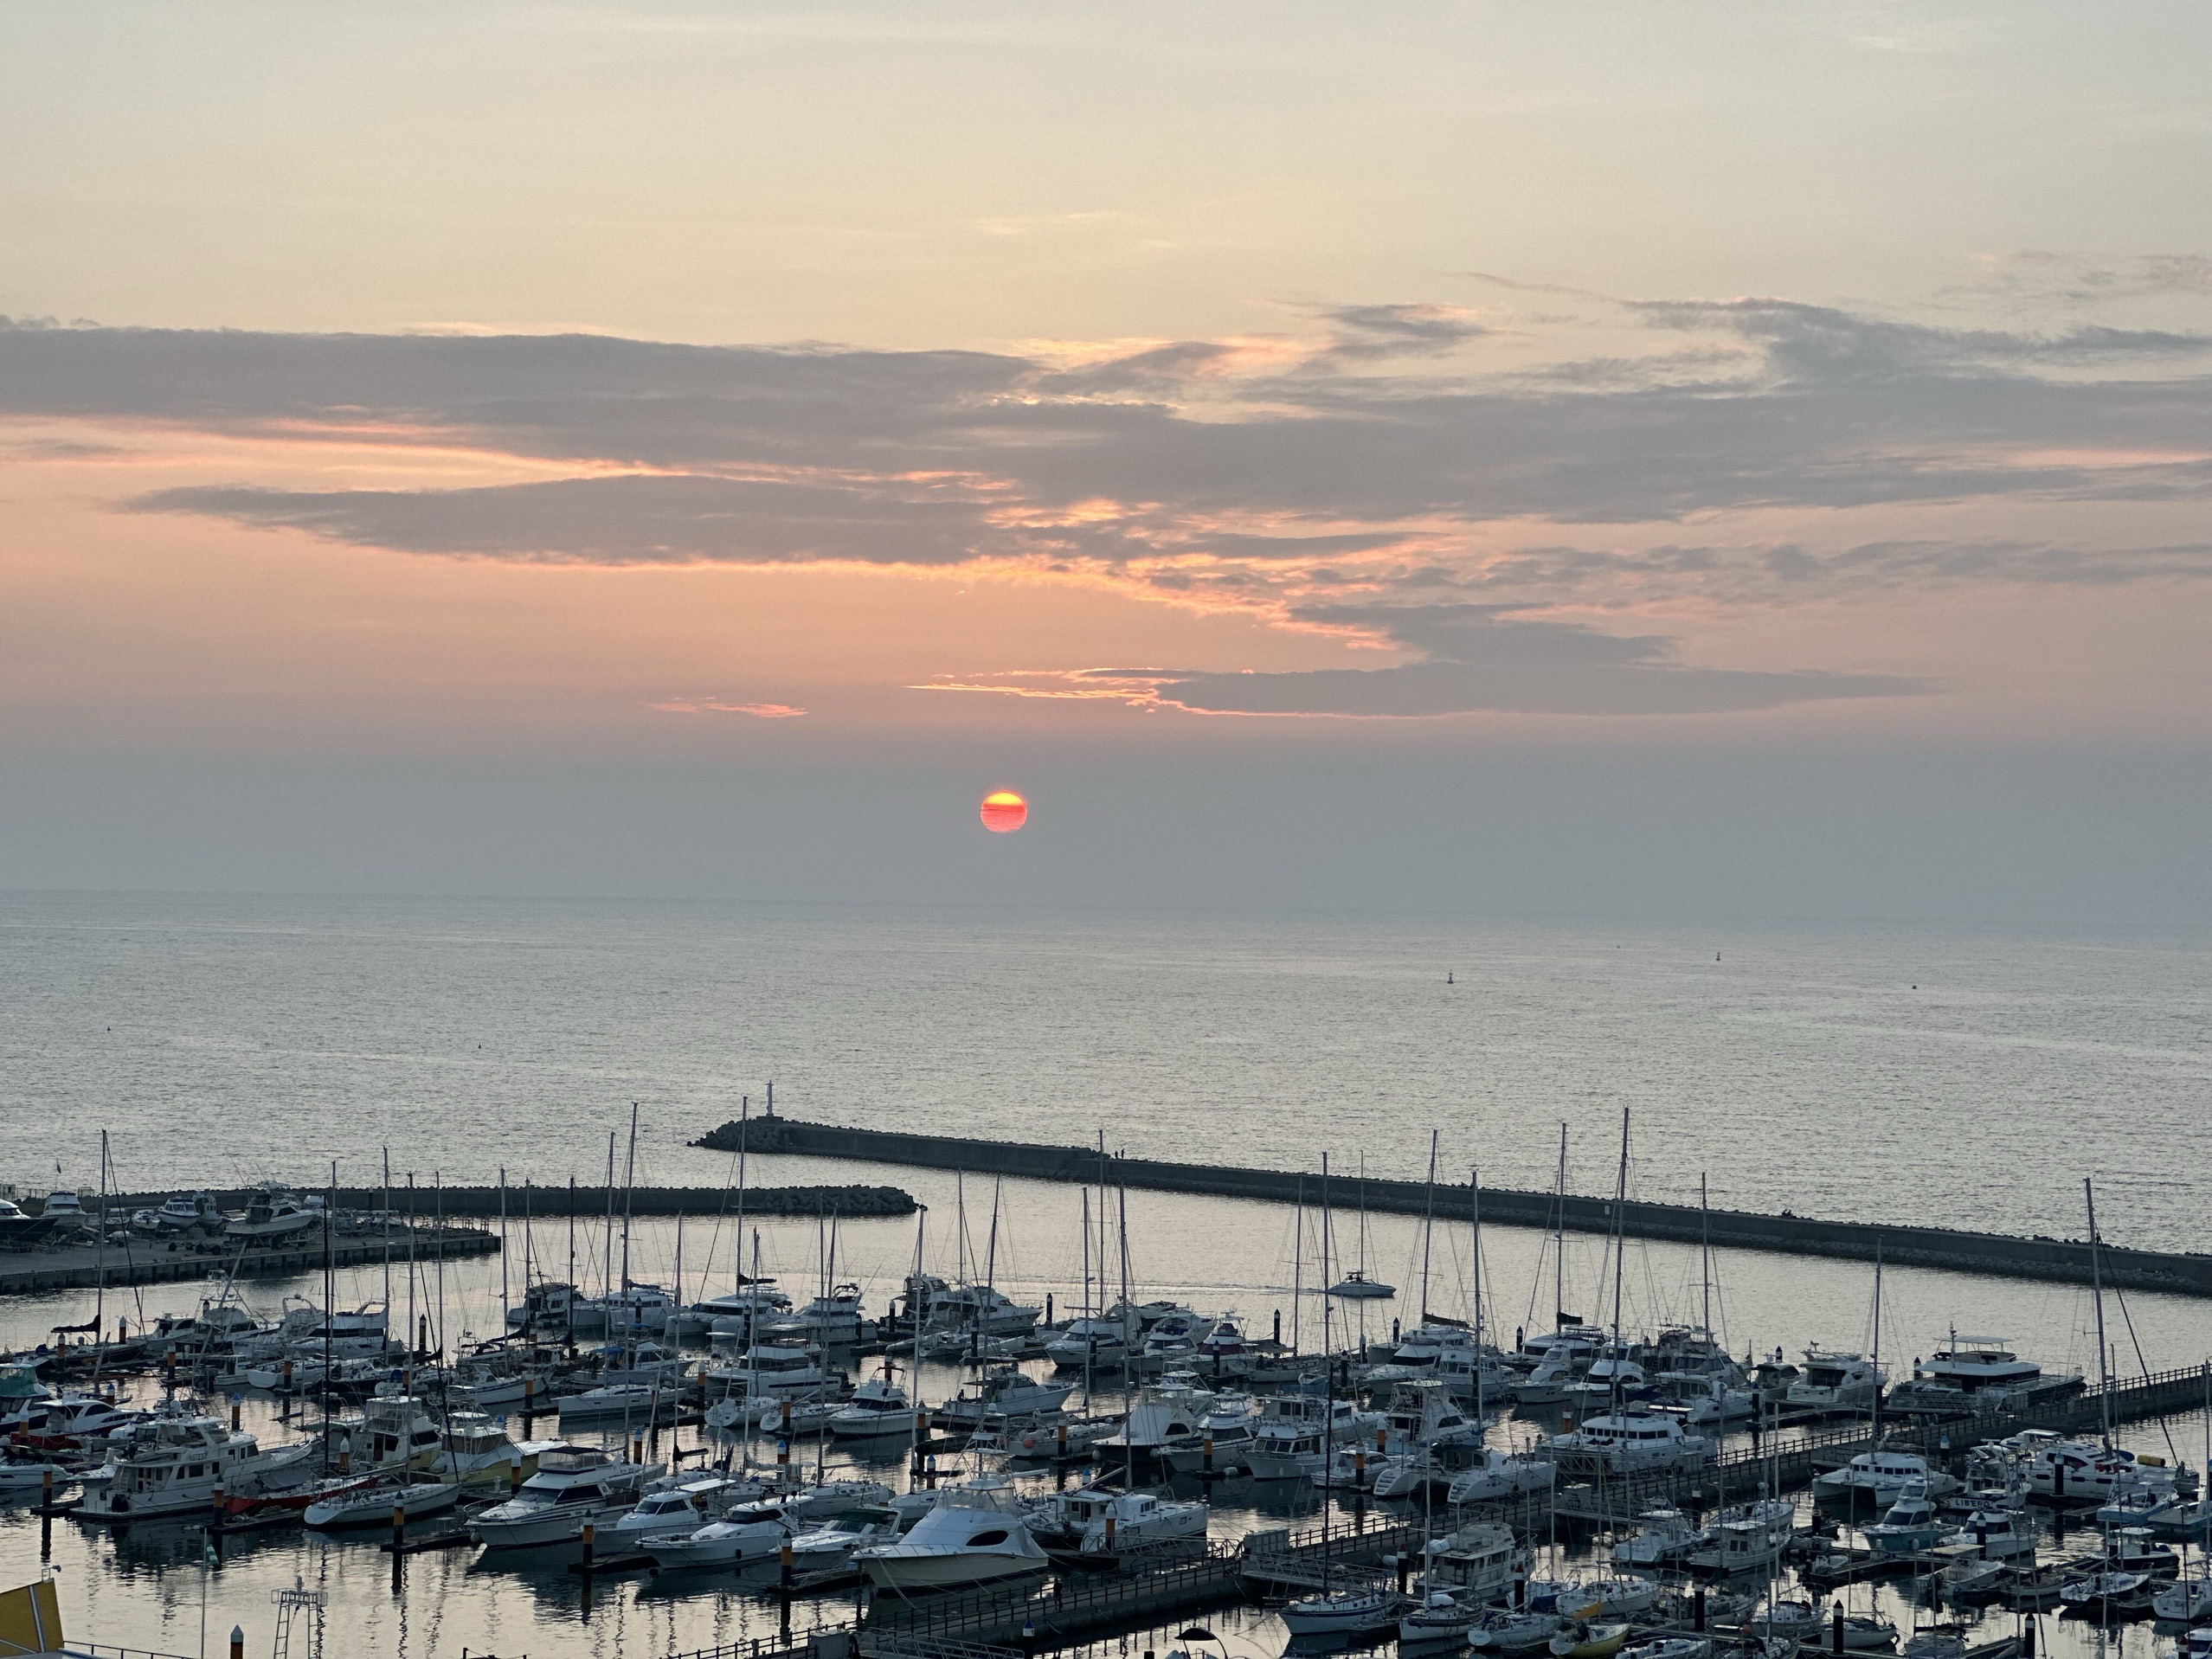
[74,1184,917,1221]
[695,1115,2212,1298]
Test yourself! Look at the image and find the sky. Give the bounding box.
[3,2,2210,919]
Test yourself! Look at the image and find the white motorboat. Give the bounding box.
[757,1283,871,1347]
[333,1395,445,1473]
[38,1191,89,1231]
[1812,1449,1959,1506]
[224,1193,318,1242]
[436,1413,527,1486]
[152,1193,222,1235]
[703,1341,832,1400]
[505,1281,585,1333]
[1564,1351,1655,1409]
[74,1410,312,1521]
[1546,1411,1711,1476]
[854,1476,1051,1593]
[938,1367,1073,1427]
[305,1476,458,1529]
[556,1383,677,1424]
[646,1498,805,1569]
[683,1283,794,1340]
[1424,1521,1526,1600]
[611,1476,738,1541]
[1378,1379,1487,1454]
[1032,1486,1207,1554]
[788,1516,901,1568]
[1685,1499,1793,1575]
[828,1369,916,1438]
[1323,1271,1397,1302]
[920,1281,1042,1340]
[228,1297,389,1364]
[1281,1586,1409,1637]
[1159,1394,1260,1474]
[1447,1448,1559,1505]
[572,1283,677,1338]
[1936,1508,2037,1560]
[470,1444,662,1547]
[1612,1508,1707,1568]
[0,1197,61,1247]
[1866,1480,1945,1556]
[1785,1347,1883,1413]
[2023,1440,2184,1507]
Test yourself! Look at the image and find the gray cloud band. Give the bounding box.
[5,289,2207,717]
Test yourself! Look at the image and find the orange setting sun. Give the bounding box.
[980,790,1028,833]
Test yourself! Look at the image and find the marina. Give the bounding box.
[4,1116,2211,1659]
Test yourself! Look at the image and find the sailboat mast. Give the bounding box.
[601,1133,616,1301]
[1470,1166,1484,1418]
[1553,1122,1567,1331]
[1418,1128,1438,1322]
[2087,1177,2112,1447]
[498,1166,510,1331]
[1699,1176,1716,1345]
[1610,1109,1629,1346]
[620,1103,639,1302]
[1291,1175,1304,1356]
[94,1129,107,1340]
[381,1148,392,1317]
[733,1095,749,1294]
[1869,1237,1884,1443]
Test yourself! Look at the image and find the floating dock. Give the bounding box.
[701,1114,2212,1297]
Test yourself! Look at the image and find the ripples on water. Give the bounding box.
[3,893,2206,1244]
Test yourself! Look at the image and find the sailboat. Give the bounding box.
[1326,1153,1397,1301]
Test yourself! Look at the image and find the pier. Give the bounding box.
[699,1114,2212,1298]
[0,1225,498,1298]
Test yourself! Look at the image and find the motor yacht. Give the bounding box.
[646,1496,806,1568]
[1886,1334,2081,1416]
[74,1410,315,1520]
[937,1366,1073,1427]
[1546,1411,1711,1476]
[224,1192,318,1242]
[1811,1449,1959,1506]
[1446,1447,1559,1505]
[828,1368,916,1438]
[469,1443,661,1547]
[1784,1347,1882,1413]
[854,1476,1051,1592]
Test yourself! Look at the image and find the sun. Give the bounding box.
[980,790,1028,833]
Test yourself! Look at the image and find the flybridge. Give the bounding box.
[691,1114,2212,1299]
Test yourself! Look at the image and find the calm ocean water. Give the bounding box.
[3,891,2207,1246]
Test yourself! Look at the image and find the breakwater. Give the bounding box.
[0,1227,498,1296]
[696,1115,2212,1298]
[85,1183,916,1221]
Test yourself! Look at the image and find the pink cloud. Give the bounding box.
[648,698,808,718]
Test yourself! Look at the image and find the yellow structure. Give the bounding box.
[0,1578,66,1658]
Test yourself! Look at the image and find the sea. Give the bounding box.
[1,892,2209,1658]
